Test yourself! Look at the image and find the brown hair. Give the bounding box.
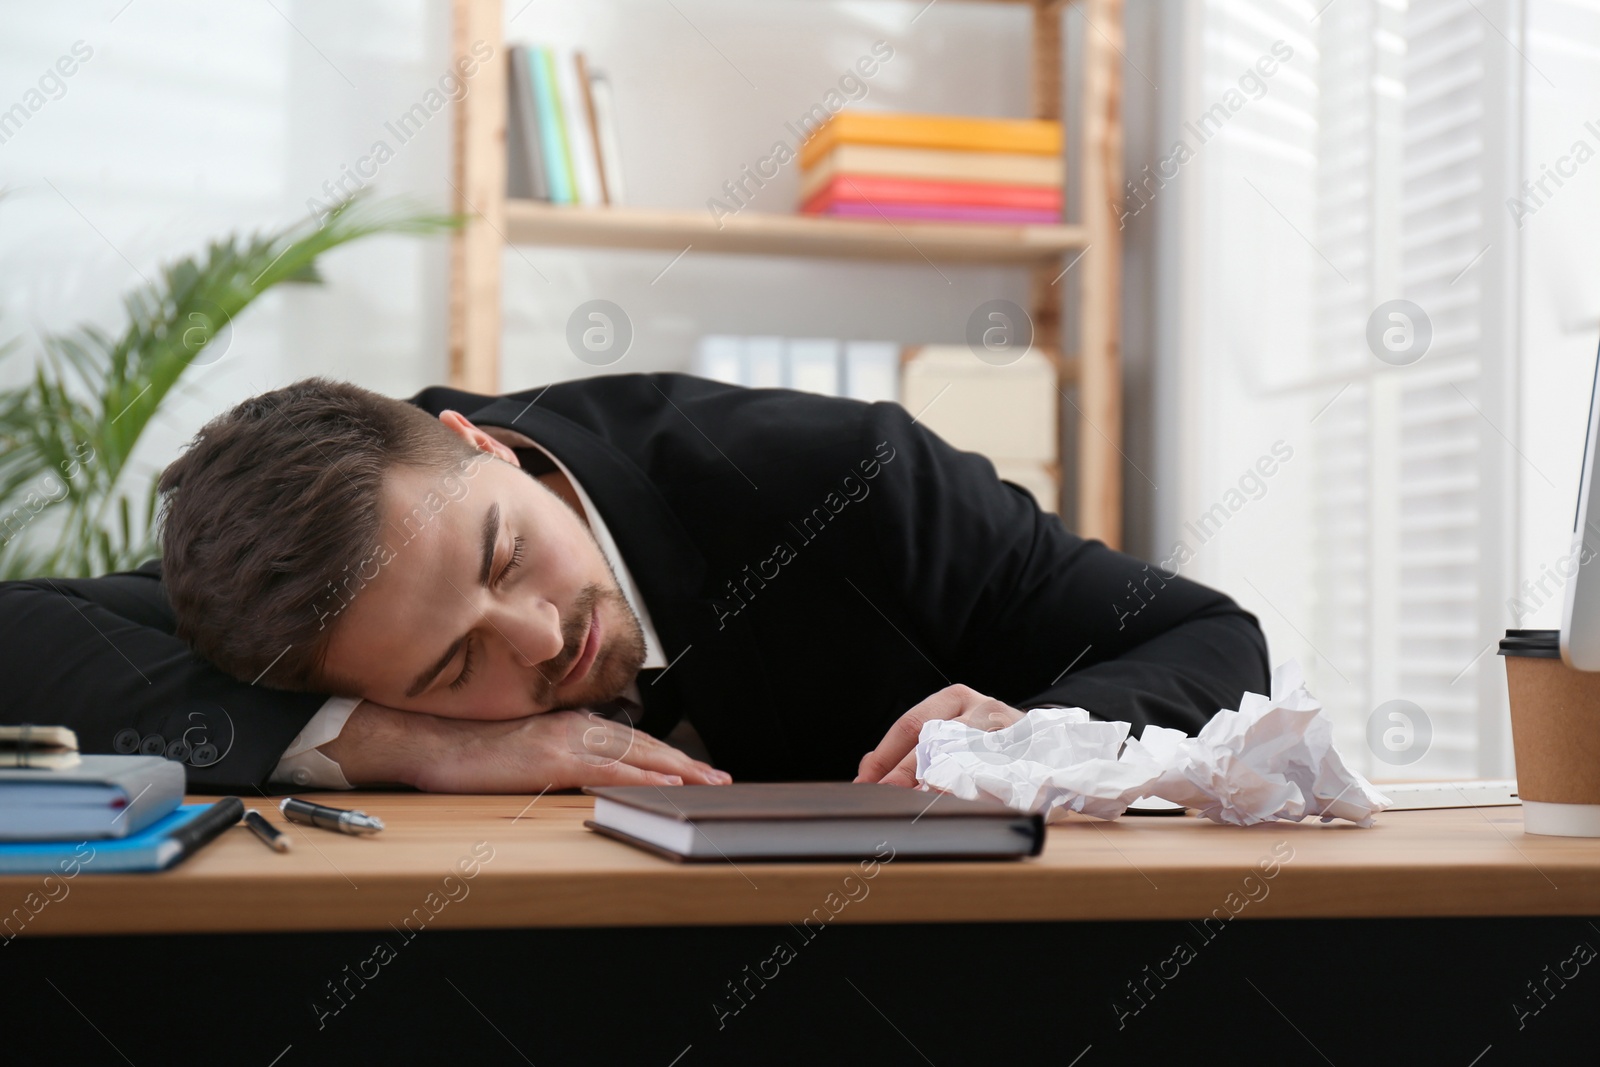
[157,377,481,692]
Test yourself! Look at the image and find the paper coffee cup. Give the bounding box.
[1498,629,1600,837]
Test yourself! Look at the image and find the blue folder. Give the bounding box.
[0,799,243,875]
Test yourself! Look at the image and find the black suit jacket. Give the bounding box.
[0,374,1269,792]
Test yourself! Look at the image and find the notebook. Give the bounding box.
[0,755,184,840]
[0,800,243,874]
[583,782,1045,862]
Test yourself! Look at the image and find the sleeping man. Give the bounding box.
[0,374,1269,794]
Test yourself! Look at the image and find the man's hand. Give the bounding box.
[853,684,1025,788]
[324,701,731,793]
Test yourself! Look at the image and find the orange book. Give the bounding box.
[801,175,1062,213]
[799,145,1064,202]
[799,112,1062,170]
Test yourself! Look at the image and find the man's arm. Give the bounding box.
[320,702,727,792]
[1,558,726,794]
[0,561,326,792]
[861,402,1270,737]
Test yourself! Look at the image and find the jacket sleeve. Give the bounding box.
[0,559,328,793]
[864,402,1271,736]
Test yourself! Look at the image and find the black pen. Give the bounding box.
[243,809,291,852]
[279,797,386,836]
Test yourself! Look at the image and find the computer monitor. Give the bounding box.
[1561,341,1600,668]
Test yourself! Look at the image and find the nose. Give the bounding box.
[488,597,565,671]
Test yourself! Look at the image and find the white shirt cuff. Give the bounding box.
[269,696,361,790]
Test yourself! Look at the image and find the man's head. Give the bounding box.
[159,377,646,718]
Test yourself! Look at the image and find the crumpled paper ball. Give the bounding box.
[915,662,1392,826]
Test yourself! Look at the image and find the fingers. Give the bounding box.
[623,741,729,784]
[565,712,729,784]
[589,761,686,788]
[877,753,920,789]
[866,700,1026,789]
[853,684,981,784]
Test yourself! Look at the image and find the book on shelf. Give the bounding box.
[587,70,627,205]
[798,112,1063,170]
[798,111,1064,226]
[786,338,840,396]
[530,47,575,203]
[800,145,1064,198]
[505,45,548,200]
[841,341,898,403]
[805,202,1061,225]
[552,47,603,206]
[803,174,1063,213]
[574,52,609,204]
[690,340,1056,510]
[693,335,899,404]
[745,335,784,389]
[508,44,623,207]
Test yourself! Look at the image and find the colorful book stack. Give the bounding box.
[798,112,1063,224]
[506,44,626,206]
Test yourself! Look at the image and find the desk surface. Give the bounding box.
[7,793,1600,936]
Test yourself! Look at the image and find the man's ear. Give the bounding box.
[438,410,521,468]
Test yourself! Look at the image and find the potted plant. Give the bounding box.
[0,196,454,579]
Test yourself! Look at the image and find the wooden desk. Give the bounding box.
[10,793,1600,936]
[7,794,1600,1065]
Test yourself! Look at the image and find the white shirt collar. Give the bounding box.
[517,441,668,671]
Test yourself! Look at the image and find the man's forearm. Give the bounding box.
[1022,608,1269,734]
[319,700,446,788]
[318,702,729,793]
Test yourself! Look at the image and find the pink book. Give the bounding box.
[803,202,1060,224]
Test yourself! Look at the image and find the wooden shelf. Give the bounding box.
[503,201,1088,263]
[451,0,1125,544]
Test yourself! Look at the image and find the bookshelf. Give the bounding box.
[448,0,1125,546]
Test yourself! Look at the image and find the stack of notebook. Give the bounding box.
[798,112,1063,224]
[0,738,241,874]
[0,753,184,842]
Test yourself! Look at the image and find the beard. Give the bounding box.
[541,581,647,709]
[530,475,650,708]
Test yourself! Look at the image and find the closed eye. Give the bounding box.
[494,535,524,589]
[449,639,476,691]
[449,535,524,692]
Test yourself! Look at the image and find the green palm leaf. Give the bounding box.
[0,195,457,579]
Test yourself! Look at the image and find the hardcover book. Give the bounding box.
[583,782,1045,862]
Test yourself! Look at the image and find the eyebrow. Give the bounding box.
[477,502,499,586]
[403,502,500,698]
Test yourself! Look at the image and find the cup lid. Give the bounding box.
[1498,628,1560,658]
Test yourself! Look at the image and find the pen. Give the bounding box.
[279,797,386,836]
[243,809,291,852]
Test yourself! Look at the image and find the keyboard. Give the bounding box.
[1374,779,1519,810]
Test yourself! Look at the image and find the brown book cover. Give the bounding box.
[582,782,1045,862]
[573,51,608,206]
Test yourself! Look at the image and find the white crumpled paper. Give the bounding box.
[915,662,1392,826]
